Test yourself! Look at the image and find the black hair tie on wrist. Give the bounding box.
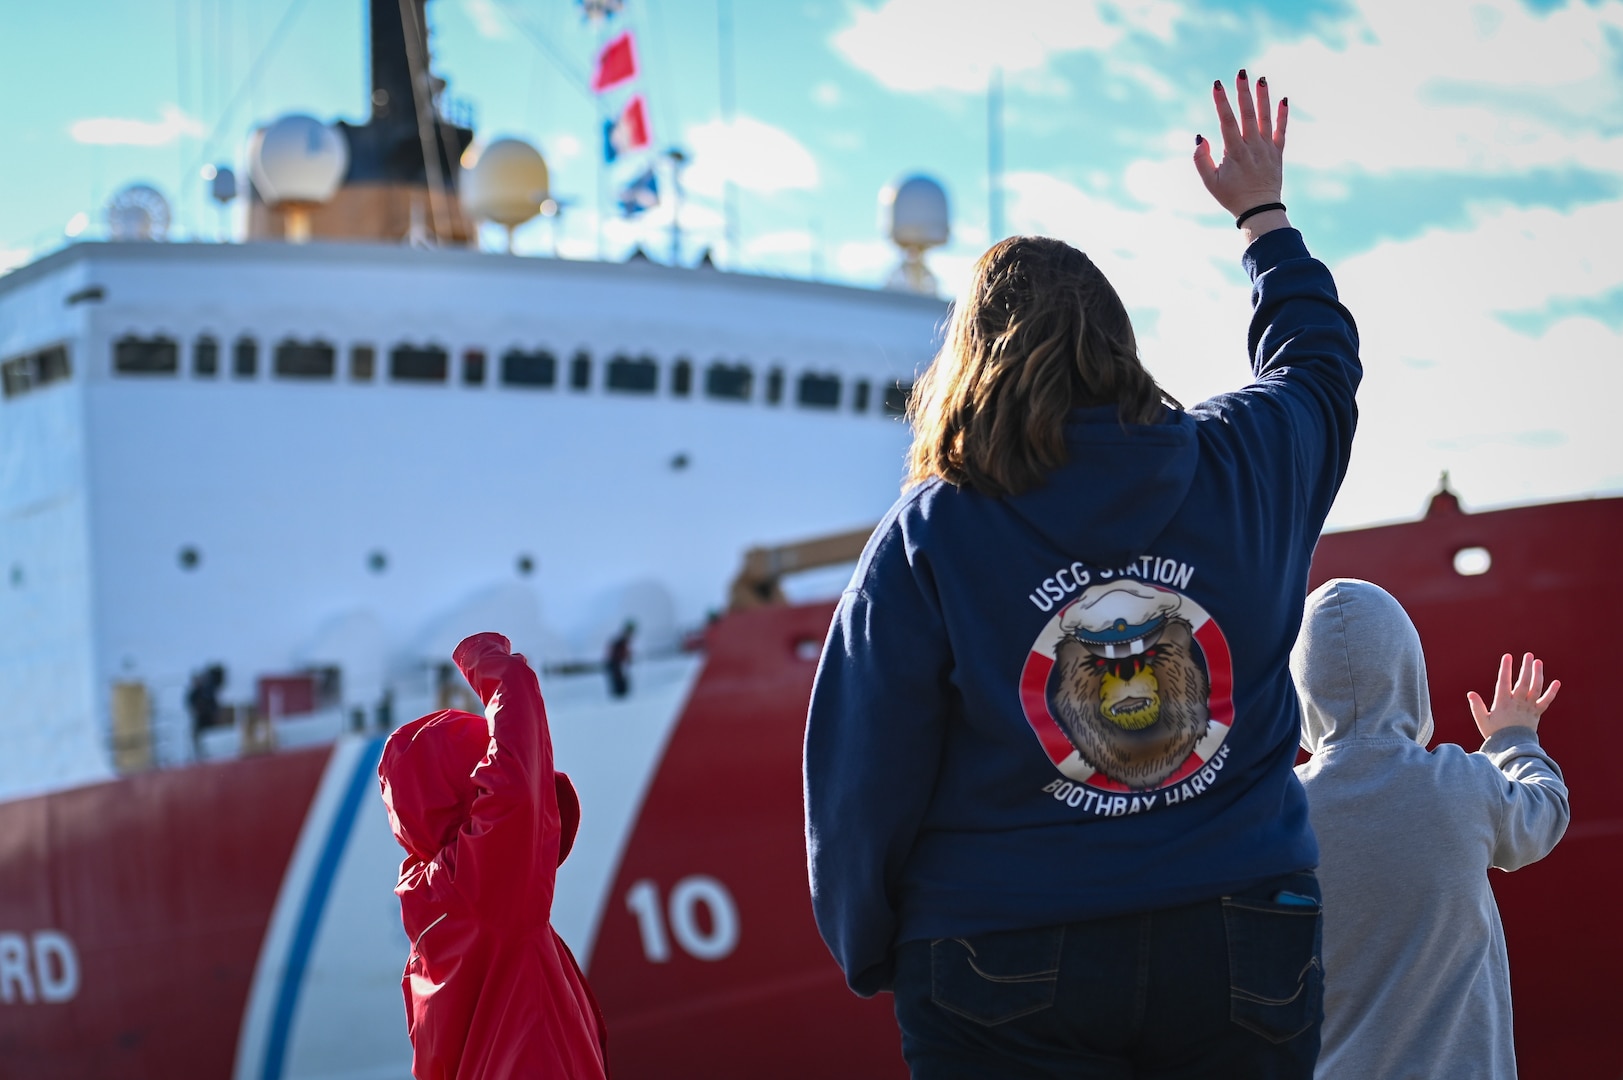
[1235,202,1286,228]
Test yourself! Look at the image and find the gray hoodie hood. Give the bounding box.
[1292,578,1434,753]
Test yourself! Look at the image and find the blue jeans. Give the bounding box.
[892,872,1323,1079]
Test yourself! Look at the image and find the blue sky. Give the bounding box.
[2,0,1620,529]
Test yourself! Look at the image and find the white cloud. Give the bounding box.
[1245,0,1623,176]
[69,105,204,147]
[0,248,31,276]
[546,132,584,164]
[831,0,1182,94]
[462,0,513,39]
[1321,197,1623,522]
[835,238,897,281]
[746,229,815,257]
[682,116,820,196]
[993,148,1623,523]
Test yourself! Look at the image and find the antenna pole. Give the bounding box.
[988,66,1005,245]
[667,148,688,266]
[718,0,739,266]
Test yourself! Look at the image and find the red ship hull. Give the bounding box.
[0,493,1616,1079]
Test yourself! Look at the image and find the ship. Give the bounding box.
[1,3,1618,1078]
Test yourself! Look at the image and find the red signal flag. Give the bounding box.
[591,31,639,93]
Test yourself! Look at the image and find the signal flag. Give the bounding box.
[603,96,652,163]
[591,32,639,93]
[618,167,660,217]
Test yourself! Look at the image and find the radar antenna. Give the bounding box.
[106,184,173,242]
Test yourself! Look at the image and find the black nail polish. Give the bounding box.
[1196,134,1204,145]
[1281,97,1289,107]
[1238,68,1247,80]
[1214,79,1222,90]
[1257,77,1267,87]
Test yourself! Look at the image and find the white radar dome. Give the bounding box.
[248,114,349,206]
[461,139,550,230]
[882,174,950,250]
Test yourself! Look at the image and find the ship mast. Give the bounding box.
[246,0,477,244]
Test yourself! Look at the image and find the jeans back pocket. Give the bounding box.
[929,925,1064,1027]
[1221,896,1323,1044]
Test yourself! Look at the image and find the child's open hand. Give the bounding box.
[1468,653,1560,739]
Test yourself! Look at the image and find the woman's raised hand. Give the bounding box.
[1194,70,1289,236]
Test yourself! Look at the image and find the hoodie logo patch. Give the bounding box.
[1019,581,1233,795]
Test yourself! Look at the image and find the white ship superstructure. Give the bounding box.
[0,240,944,798]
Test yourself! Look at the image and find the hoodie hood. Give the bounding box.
[1292,578,1434,753]
[378,709,493,864]
[1004,406,1197,566]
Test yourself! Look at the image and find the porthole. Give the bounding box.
[114,335,179,375]
[882,380,913,417]
[350,344,377,381]
[516,554,535,576]
[194,336,219,377]
[570,350,592,391]
[1452,546,1491,577]
[502,348,557,387]
[851,378,871,413]
[367,550,388,574]
[178,546,201,570]
[233,337,258,378]
[670,452,690,470]
[671,357,693,397]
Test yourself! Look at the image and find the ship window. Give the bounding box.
[390,344,448,383]
[607,353,658,394]
[233,337,258,378]
[704,361,752,402]
[671,357,693,397]
[3,344,75,398]
[274,339,336,379]
[194,336,219,377]
[765,366,784,405]
[35,346,70,387]
[350,344,376,381]
[882,379,913,417]
[851,378,871,413]
[569,351,592,391]
[796,372,841,409]
[115,334,179,375]
[462,349,486,386]
[501,348,557,387]
[1,357,29,397]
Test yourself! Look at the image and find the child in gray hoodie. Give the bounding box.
[1292,578,1568,1080]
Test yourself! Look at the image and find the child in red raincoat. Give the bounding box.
[378,632,609,1080]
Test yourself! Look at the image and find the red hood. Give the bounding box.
[378,709,581,867]
[378,710,492,865]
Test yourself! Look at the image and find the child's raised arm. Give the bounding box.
[1467,652,1569,871]
[447,631,561,920]
[1468,652,1561,739]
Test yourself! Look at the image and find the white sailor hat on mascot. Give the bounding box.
[1061,582,1181,659]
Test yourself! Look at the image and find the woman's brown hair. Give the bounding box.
[905,236,1177,498]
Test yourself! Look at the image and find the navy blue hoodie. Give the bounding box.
[804,229,1359,996]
